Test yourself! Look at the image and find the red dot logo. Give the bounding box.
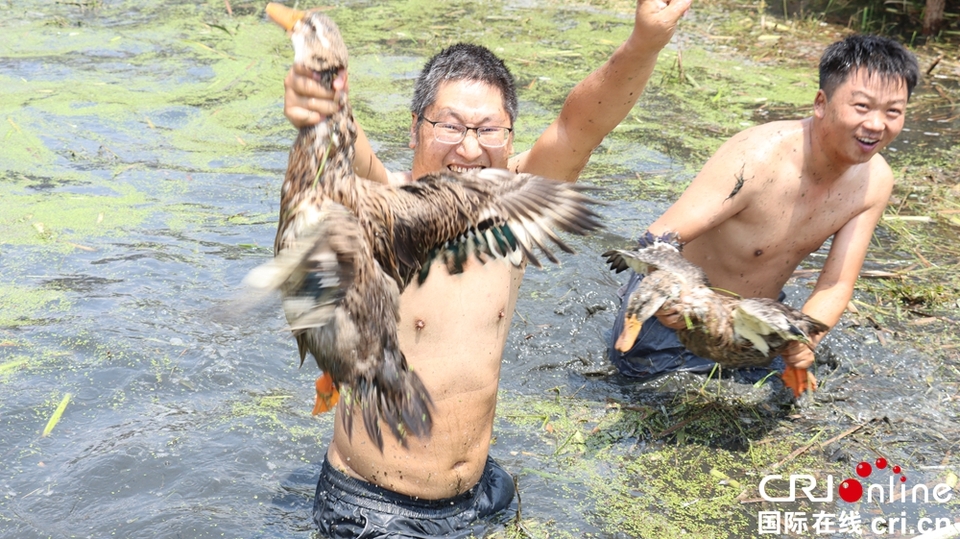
[892,465,902,474]
[856,462,872,478]
[839,479,863,502]
[900,475,907,483]
[876,457,887,469]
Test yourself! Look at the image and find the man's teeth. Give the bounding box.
[857,136,879,145]
[449,165,483,173]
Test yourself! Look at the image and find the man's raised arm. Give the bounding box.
[514,0,692,181]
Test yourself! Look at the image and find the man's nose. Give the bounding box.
[863,110,886,132]
[456,130,483,160]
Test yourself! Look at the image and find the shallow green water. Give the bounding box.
[2,1,958,538]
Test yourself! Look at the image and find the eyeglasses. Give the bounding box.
[421,117,513,148]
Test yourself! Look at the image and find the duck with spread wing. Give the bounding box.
[248,4,604,450]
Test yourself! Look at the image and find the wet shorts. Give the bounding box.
[313,455,517,539]
[607,271,786,382]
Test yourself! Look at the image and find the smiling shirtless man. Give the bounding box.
[608,35,920,393]
[280,0,691,537]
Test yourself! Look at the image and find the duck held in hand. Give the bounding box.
[249,4,604,450]
[604,233,827,397]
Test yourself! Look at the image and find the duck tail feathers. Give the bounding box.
[351,348,434,452]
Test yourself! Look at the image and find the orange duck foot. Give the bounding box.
[781,366,817,398]
[312,373,340,415]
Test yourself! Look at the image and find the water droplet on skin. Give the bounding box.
[856,462,872,477]
[839,479,863,502]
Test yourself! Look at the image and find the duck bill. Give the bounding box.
[615,314,643,353]
[265,2,305,31]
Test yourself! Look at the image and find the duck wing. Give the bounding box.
[674,295,827,369]
[733,298,829,356]
[602,242,709,286]
[245,200,359,338]
[674,292,775,368]
[385,168,604,287]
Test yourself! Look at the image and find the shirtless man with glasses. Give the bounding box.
[280,1,691,536]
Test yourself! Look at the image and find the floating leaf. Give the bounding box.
[883,215,932,222]
[42,393,72,437]
[709,467,742,488]
[0,359,28,375]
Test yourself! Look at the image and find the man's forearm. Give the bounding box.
[801,281,856,338]
[353,124,391,185]
[557,40,662,149]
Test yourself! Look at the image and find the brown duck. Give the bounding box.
[249,4,604,450]
[604,234,828,397]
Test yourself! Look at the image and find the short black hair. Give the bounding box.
[819,34,919,99]
[411,43,518,127]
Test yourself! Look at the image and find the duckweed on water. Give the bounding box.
[0,283,69,327]
[227,392,331,446]
[497,387,843,538]
[0,181,150,246]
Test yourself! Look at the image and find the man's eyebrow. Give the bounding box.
[850,90,906,105]
[432,108,500,125]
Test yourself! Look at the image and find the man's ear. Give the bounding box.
[813,89,827,119]
[409,113,418,149]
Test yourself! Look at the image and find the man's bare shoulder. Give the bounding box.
[692,119,807,188]
[722,119,806,156]
[863,152,896,200]
[507,151,527,175]
[867,151,895,179]
[389,170,414,185]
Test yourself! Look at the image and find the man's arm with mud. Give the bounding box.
[779,170,893,369]
[511,0,691,181]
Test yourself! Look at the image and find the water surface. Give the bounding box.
[2,1,958,538]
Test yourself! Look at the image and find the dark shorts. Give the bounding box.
[607,271,786,382]
[313,456,517,539]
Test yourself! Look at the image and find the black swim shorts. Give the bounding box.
[313,455,517,538]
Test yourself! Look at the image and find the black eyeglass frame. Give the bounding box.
[420,117,514,148]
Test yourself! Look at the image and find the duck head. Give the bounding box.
[266,3,348,89]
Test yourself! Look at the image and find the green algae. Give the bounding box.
[0,3,292,176]
[0,283,70,327]
[0,179,150,246]
[497,387,844,538]
[226,391,331,445]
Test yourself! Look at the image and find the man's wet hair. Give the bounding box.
[411,43,518,127]
[819,34,919,99]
